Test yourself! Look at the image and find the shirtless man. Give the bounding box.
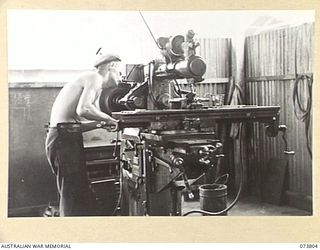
[45,54,121,216]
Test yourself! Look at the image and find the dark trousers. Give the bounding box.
[45,123,97,216]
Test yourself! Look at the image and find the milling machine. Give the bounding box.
[99,30,285,216]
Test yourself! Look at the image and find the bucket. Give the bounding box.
[199,184,228,216]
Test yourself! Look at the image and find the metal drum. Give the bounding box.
[199,184,228,216]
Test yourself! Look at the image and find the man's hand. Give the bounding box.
[97,119,119,132]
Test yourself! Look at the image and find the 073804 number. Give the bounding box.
[300,244,318,248]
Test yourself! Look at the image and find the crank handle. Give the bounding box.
[182,173,194,200]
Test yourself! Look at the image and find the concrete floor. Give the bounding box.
[182,195,311,216]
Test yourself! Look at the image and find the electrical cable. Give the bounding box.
[171,81,180,97]
[292,74,313,158]
[173,79,182,97]
[183,123,244,216]
[111,163,123,216]
[293,30,313,159]
[111,130,122,216]
[126,65,138,81]
[172,84,180,97]
[227,81,245,106]
[112,130,119,159]
[235,84,245,104]
[139,11,161,50]
[147,62,162,109]
[226,82,236,105]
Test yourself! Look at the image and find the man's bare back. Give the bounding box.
[50,69,118,130]
[50,73,87,126]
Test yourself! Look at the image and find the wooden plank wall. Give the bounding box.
[245,23,314,210]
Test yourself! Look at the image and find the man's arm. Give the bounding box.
[76,74,118,130]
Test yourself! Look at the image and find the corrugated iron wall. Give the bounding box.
[199,38,231,79]
[180,38,232,100]
[245,23,314,201]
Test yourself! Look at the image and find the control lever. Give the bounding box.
[189,173,205,186]
[155,155,194,199]
[169,155,194,199]
[181,173,194,200]
[154,156,174,173]
[214,173,229,185]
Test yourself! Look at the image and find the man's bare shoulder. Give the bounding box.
[78,71,102,81]
[74,71,103,88]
